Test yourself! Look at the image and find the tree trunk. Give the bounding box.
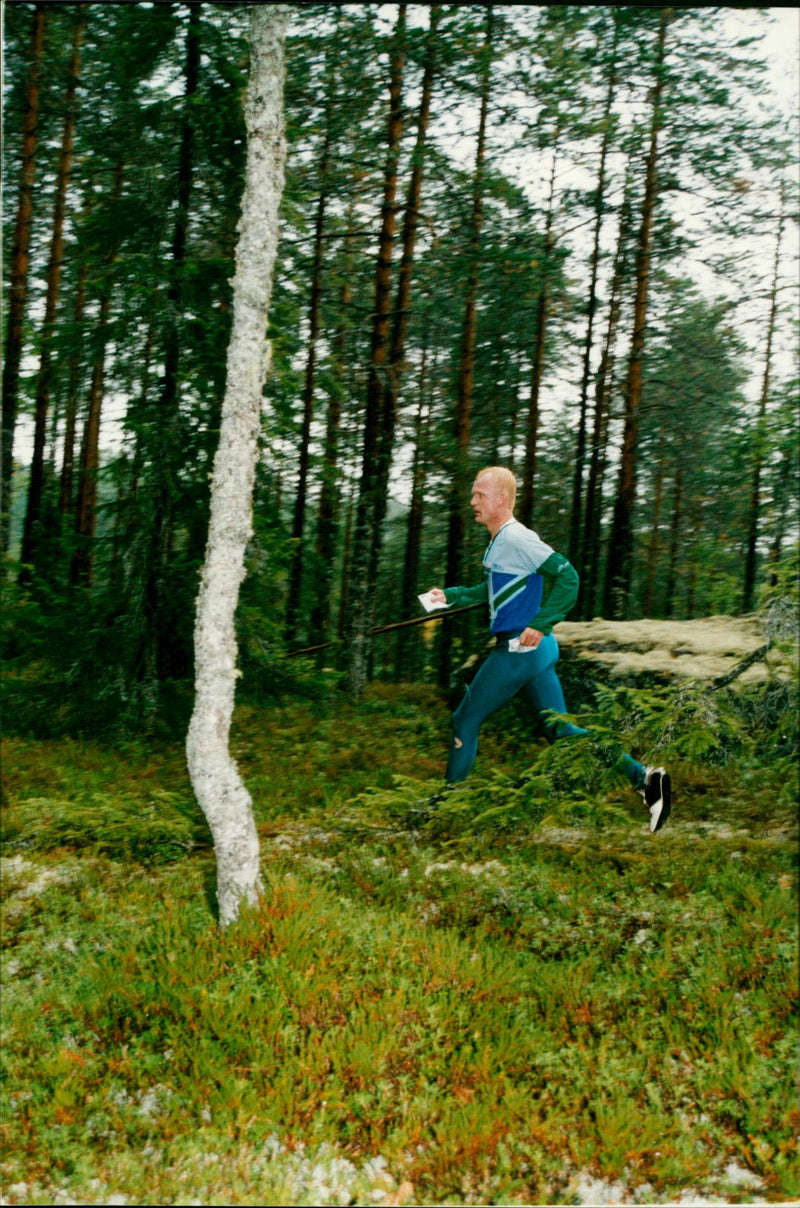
[71,296,111,587]
[21,6,85,571]
[346,4,407,698]
[603,8,669,619]
[71,164,125,587]
[767,442,794,579]
[396,337,432,679]
[285,47,337,639]
[310,201,355,646]
[742,188,784,612]
[143,2,201,677]
[337,484,355,643]
[569,17,618,567]
[438,6,493,689]
[642,435,667,616]
[519,149,557,529]
[1,3,46,556]
[507,352,523,474]
[186,3,288,928]
[579,189,632,617]
[363,3,441,645]
[664,464,683,618]
[382,4,440,420]
[59,222,89,516]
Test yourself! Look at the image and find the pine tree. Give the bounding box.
[438,5,494,690]
[743,188,785,613]
[2,3,46,556]
[568,9,621,570]
[603,8,670,619]
[346,4,408,698]
[20,5,86,574]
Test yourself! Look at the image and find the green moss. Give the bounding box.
[1,680,797,1205]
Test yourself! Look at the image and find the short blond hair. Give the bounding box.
[476,466,517,509]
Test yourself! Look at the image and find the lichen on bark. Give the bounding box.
[186,5,289,927]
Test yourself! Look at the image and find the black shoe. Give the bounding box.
[643,767,671,832]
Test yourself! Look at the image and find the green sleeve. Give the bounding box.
[444,581,488,608]
[529,552,579,634]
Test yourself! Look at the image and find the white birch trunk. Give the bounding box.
[186,4,289,928]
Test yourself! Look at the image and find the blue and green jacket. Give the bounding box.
[443,519,579,636]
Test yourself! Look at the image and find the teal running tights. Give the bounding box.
[445,633,645,789]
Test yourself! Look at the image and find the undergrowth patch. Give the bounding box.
[1,678,798,1205]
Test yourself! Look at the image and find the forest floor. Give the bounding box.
[1,627,798,1207]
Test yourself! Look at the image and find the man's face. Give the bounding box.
[470,474,504,527]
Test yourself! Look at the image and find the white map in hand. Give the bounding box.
[418,591,448,613]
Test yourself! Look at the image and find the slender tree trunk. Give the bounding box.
[664,464,683,618]
[309,367,342,655]
[642,436,667,616]
[127,322,156,504]
[767,444,794,579]
[2,3,46,555]
[59,228,89,516]
[363,3,441,640]
[396,337,431,679]
[519,149,557,529]
[71,164,125,586]
[579,190,632,617]
[186,4,288,928]
[603,8,669,619]
[346,4,407,698]
[283,165,330,637]
[337,483,356,642]
[21,6,85,570]
[569,18,618,567]
[310,201,356,645]
[438,6,493,689]
[71,298,111,587]
[742,188,784,612]
[144,2,201,678]
[285,50,337,638]
[686,517,697,617]
[381,4,440,429]
[507,352,523,474]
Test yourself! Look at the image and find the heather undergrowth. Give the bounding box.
[1,677,798,1206]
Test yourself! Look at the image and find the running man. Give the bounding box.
[426,466,671,832]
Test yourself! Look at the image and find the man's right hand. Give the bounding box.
[428,587,447,605]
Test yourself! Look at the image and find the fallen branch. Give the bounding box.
[285,602,485,659]
[710,642,770,690]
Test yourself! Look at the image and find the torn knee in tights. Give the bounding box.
[454,737,463,749]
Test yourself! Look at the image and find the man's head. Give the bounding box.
[470,466,516,535]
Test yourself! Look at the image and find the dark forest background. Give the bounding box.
[2,2,798,735]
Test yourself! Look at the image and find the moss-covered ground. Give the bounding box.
[1,676,797,1206]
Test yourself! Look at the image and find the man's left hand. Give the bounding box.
[518,627,544,648]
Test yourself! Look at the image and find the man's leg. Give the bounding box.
[524,647,671,830]
[446,646,550,782]
[520,636,588,742]
[523,662,588,741]
[524,648,646,786]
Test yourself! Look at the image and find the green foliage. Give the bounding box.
[2,0,798,1188]
[2,678,797,1204]
[759,549,800,654]
[1,575,188,740]
[0,791,208,866]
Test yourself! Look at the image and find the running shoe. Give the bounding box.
[643,767,672,832]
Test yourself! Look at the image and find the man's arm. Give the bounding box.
[517,553,579,647]
[443,581,488,608]
[528,552,579,634]
[425,582,488,609]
